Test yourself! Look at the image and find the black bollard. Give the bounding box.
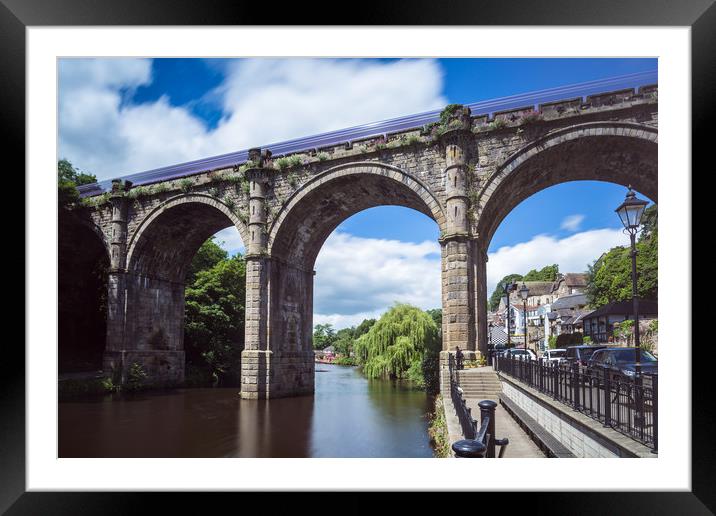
[452,439,486,458]
[478,400,498,458]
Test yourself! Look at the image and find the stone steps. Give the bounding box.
[456,368,503,400]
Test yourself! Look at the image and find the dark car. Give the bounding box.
[587,347,658,380]
[565,345,609,368]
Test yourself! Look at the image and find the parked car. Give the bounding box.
[587,347,658,380]
[540,348,566,365]
[565,345,609,368]
[503,348,537,360]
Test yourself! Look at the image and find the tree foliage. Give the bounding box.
[58,159,96,208]
[488,273,523,312]
[523,264,559,282]
[312,323,337,350]
[353,303,441,392]
[586,205,658,308]
[184,239,246,386]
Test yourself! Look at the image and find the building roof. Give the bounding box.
[508,281,553,302]
[489,325,508,346]
[563,273,589,287]
[582,299,658,320]
[551,293,588,310]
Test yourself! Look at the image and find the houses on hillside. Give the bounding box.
[490,271,658,351]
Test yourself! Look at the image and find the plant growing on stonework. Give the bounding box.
[179,178,194,194]
[438,103,463,126]
[490,118,508,130]
[374,136,387,150]
[127,186,150,199]
[288,154,304,168]
[125,362,148,392]
[287,172,299,188]
[154,183,170,194]
[406,134,421,146]
[208,187,220,198]
[317,152,329,161]
[521,111,543,124]
[223,197,236,212]
[275,157,290,170]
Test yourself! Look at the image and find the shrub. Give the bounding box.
[427,395,451,458]
[317,152,329,161]
[288,155,303,168]
[125,362,148,392]
[179,179,194,193]
[276,157,290,170]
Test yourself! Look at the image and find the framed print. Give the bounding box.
[5,0,712,513]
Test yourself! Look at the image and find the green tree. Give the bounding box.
[313,323,337,350]
[488,274,523,311]
[354,318,376,338]
[186,237,228,284]
[586,205,657,308]
[353,303,441,392]
[184,252,246,385]
[523,264,559,282]
[58,159,96,208]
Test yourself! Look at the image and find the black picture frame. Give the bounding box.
[4,0,710,513]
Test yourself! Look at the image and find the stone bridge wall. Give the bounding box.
[77,85,658,397]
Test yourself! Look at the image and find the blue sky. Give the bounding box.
[59,57,656,329]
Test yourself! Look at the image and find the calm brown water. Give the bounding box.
[58,364,435,457]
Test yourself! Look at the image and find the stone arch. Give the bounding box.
[115,194,248,378]
[126,193,248,282]
[269,162,446,268]
[475,122,657,247]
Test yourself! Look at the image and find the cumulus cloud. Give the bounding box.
[213,227,245,257]
[59,58,446,180]
[560,214,585,232]
[313,232,442,329]
[486,228,630,296]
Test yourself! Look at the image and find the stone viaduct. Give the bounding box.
[73,84,658,399]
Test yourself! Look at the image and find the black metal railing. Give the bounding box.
[448,354,477,439]
[495,354,657,451]
[448,355,510,458]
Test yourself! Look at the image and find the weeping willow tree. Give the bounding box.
[353,303,441,392]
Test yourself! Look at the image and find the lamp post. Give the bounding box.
[502,282,516,347]
[615,186,649,376]
[519,282,530,351]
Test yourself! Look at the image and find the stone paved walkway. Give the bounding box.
[465,399,546,458]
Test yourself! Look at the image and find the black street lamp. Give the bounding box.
[519,282,530,351]
[615,185,649,375]
[502,282,516,347]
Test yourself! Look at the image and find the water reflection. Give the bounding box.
[59,364,433,458]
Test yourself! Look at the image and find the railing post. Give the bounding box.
[572,361,580,410]
[452,439,486,458]
[479,400,498,458]
[603,365,611,428]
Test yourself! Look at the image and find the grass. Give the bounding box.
[427,395,451,458]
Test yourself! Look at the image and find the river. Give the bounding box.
[58,364,436,458]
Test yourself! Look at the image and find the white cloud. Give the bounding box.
[213,227,245,257]
[313,310,386,330]
[313,232,442,329]
[59,58,447,180]
[560,214,585,232]
[486,228,629,296]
